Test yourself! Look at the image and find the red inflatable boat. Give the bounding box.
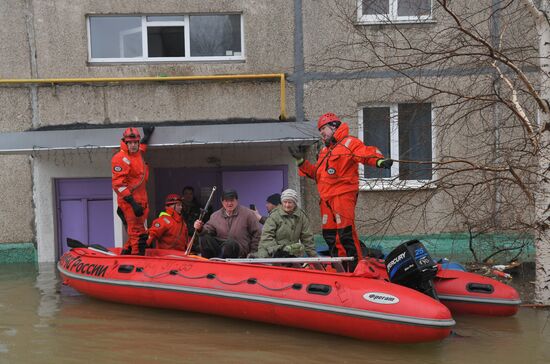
[362,239,521,317]
[58,246,454,343]
[363,258,521,316]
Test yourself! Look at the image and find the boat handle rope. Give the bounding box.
[142,270,207,280]
[141,269,300,292]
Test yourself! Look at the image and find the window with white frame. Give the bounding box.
[88,14,244,62]
[358,0,432,23]
[359,103,433,185]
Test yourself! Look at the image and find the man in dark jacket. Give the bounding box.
[181,186,202,235]
[252,193,281,224]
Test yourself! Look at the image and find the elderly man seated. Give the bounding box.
[193,189,262,258]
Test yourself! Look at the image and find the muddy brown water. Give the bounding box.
[1,263,549,364]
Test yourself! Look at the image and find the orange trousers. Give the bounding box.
[119,202,149,255]
[320,192,363,261]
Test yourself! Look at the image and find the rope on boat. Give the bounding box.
[256,282,297,291]
[142,269,298,292]
[142,271,208,280]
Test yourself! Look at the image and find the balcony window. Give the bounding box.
[88,14,243,62]
[358,0,432,24]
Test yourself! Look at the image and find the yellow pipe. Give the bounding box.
[0,73,287,120]
[279,74,287,120]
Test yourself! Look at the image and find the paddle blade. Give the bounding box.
[89,244,110,253]
[66,237,87,249]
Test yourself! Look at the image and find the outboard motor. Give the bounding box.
[384,240,439,299]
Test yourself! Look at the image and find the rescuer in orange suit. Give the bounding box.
[146,194,189,251]
[288,113,393,270]
[112,126,155,255]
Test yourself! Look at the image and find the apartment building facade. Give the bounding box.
[0,1,536,263]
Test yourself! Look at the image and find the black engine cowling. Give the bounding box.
[384,240,439,299]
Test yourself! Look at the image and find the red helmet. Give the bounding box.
[165,194,182,206]
[122,127,141,142]
[317,112,341,130]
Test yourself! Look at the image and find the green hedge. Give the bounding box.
[314,232,534,263]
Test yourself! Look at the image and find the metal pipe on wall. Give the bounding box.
[0,73,288,121]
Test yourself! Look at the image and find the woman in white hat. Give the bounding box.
[253,189,317,258]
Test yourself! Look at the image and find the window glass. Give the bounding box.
[363,107,391,178]
[147,26,185,57]
[89,14,243,61]
[146,16,185,22]
[189,15,241,57]
[397,0,431,17]
[398,103,432,180]
[90,16,142,58]
[362,0,389,15]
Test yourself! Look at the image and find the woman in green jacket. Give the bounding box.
[254,189,318,258]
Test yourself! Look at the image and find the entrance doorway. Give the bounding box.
[56,178,115,257]
[154,166,287,216]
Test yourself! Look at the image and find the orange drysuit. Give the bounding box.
[299,122,384,261]
[112,141,149,254]
[147,207,189,251]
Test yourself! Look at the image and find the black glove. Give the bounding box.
[137,233,149,255]
[288,146,306,165]
[123,195,144,217]
[141,126,155,145]
[376,158,393,169]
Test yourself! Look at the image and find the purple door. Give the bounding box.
[56,178,114,256]
[222,169,286,216]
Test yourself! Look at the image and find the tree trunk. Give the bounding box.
[532,1,550,304]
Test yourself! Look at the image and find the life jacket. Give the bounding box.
[147,207,189,250]
[111,141,149,205]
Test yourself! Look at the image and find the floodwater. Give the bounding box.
[1,263,549,364]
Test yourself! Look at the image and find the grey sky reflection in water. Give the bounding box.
[0,262,549,363]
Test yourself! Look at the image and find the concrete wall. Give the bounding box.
[35,82,293,125]
[0,0,32,78]
[3,0,299,126]
[0,155,34,244]
[5,0,295,127]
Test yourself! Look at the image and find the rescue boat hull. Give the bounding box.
[58,248,454,343]
[433,269,521,316]
[365,259,521,316]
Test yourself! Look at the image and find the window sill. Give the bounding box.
[88,57,246,65]
[355,19,436,26]
[359,179,436,191]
